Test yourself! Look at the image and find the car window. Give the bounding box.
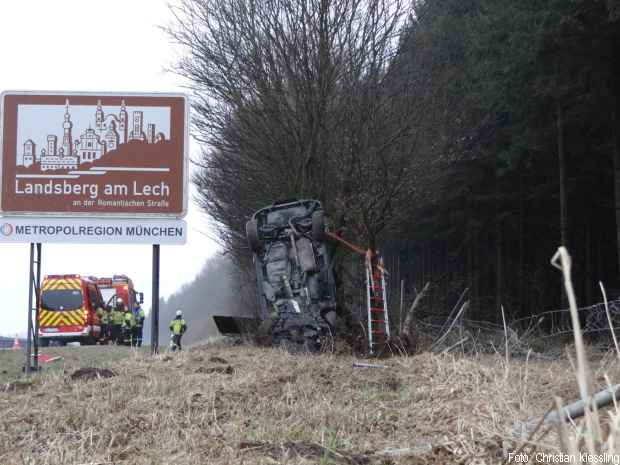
[41,289,82,311]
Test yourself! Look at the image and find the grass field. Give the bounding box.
[0,345,146,384]
[2,340,620,464]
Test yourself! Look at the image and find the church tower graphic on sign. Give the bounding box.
[61,99,73,157]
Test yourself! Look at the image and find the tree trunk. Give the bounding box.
[495,171,503,321]
[467,234,473,321]
[473,230,479,319]
[444,240,449,310]
[496,217,503,322]
[518,171,525,317]
[421,244,425,289]
[557,102,568,314]
[558,102,568,249]
[586,223,592,305]
[612,106,620,283]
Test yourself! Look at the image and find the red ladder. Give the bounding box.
[365,251,390,354]
[324,231,390,354]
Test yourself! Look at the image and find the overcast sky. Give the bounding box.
[0,0,220,336]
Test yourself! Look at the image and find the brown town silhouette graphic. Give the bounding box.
[17,99,171,176]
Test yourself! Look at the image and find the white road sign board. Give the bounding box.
[0,217,186,244]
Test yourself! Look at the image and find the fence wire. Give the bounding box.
[411,299,620,349]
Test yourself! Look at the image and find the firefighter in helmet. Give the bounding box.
[98,305,110,343]
[122,305,136,346]
[110,297,126,344]
[133,302,145,347]
[169,310,187,351]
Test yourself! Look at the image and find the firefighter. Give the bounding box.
[123,307,136,346]
[110,298,125,344]
[98,306,110,343]
[169,310,187,351]
[133,302,145,347]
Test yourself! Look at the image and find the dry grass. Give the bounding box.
[2,339,620,464]
[547,248,620,463]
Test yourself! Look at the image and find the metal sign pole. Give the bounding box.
[33,243,42,370]
[151,244,160,354]
[25,243,34,376]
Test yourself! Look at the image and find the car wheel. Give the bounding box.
[39,338,50,347]
[312,211,325,241]
[246,219,262,252]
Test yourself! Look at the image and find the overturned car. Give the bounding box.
[216,199,338,350]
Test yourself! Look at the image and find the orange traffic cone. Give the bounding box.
[12,336,21,351]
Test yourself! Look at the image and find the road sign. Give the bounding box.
[0,216,186,244]
[1,91,188,218]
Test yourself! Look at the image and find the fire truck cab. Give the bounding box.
[38,275,105,346]
[97,275,144,313]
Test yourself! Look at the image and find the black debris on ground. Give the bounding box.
[69,367,117,381]
[195,365,234,375]
[2,380,34,393]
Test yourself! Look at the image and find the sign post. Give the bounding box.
[33,243,41,369]
[151,244,160,354]
[25,244,34,376]
[1,91,189,364]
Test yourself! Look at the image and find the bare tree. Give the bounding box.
[167,0,417,256]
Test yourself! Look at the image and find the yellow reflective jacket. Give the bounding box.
[135,308,145,327]
[111,310,125,325]
[100,310,111,324]
[169,318,187,335]
[123,312,136,328]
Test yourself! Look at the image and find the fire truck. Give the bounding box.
[97,275,144,313]
[38,275,105,346]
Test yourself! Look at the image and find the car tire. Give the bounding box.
[246,219,262,252]
[312,211,325,241]
[39,338,49,347]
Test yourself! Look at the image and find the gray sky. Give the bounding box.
[0,0,220,336]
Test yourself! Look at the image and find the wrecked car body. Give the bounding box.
[245,199,338,350]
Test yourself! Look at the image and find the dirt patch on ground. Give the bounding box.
[239,441,372,464]
[195,365,234,374]
[2,380,34,393]
[69,367,117,381]
[396,445,463,465]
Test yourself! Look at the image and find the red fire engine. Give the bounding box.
[38,275,105,346]
[97,275,144,312]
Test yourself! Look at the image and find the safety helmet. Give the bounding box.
[116,297,124,304]
[176,310,182,317]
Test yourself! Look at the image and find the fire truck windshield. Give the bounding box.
[100,288,117,306]
[41,289,83,311]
